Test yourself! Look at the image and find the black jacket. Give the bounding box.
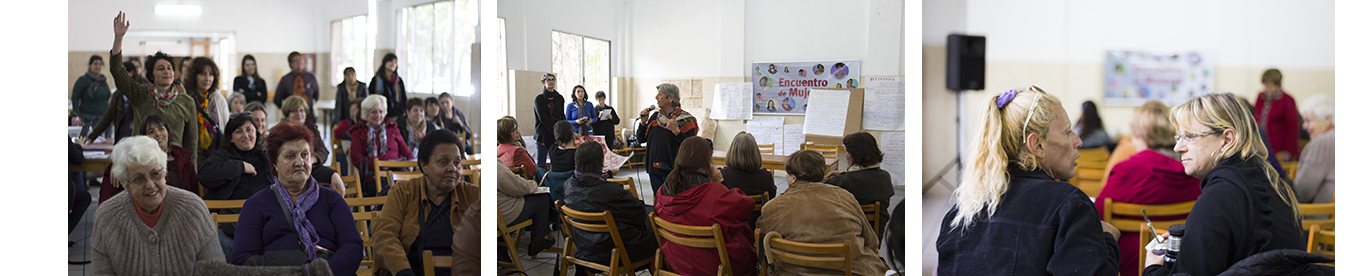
[935,165,1119,275]
[368,74,406,119]
[199,146,273,201]
[825,167,896,235]
[1216,249,1334,276]
[335,81,367,123]
[1143,156,1306,276]
[590,104,620,146]
[563,175,656,265]
[232,76,268,105]
[636,108,698,175]
[533,89,565,145]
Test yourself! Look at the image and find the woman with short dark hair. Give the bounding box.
[562,141,655,275]
[760,150,887,275]
[200,112,273,256]
[73,54,112,139]
[824,132,896,236]
[99,114,198,203]
[371,129,481,276]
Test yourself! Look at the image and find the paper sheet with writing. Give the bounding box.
[745,116,784,154]
[880,131,906,187]
[803,89,851,137]
[864,76,905,130]
[782,125,805,156]
[712,83,754,120]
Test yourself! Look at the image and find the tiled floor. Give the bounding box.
[69,185,99,276]
[508,166,906,276]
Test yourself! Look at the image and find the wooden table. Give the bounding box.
[712,150,837,171]
[315,100,336,134]
[70,158,110,173]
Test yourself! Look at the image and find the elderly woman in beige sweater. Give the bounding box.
[93,136,336,276]
[496,159,557,256]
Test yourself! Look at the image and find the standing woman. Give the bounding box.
[233,54,269,105]
[591,91,621,149]
[935,86,1120,275]
[636,83,699,195]
[369,53,408,119]
[73,55,112,139]
[1142,93,1306,275]
[231,123,363,275]
[371,129,480,276]
[565,85,597,135]
[335,67,367,126]
[108,12,200,167]
[184,57,231,165]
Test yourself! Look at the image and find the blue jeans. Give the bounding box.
[649,171,668,196]
[218,231,234,258]
[536,141,554,168]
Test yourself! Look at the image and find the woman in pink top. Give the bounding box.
[495,116,539,176]
[1095,101,1202,276]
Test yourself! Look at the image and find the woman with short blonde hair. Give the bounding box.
[935,86,1119,275]
[1141,93,1306,275]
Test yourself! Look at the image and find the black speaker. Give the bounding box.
[946,34,986,91]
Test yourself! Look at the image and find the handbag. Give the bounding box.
[270,188,334,261]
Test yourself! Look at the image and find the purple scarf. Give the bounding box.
[368,122,389,157]
[272,177,322,259]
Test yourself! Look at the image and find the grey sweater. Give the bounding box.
[92,187,224,275]
[1294,131,1335,203]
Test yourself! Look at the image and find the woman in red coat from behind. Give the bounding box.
[1094,101,1202,276]
[654,137,757,276]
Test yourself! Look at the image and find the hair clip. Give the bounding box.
[997,89,1018,108]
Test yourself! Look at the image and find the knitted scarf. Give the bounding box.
[272,177,322,259]
[152,84,180,108]
[197,90,216,150]
[367,122,389,157]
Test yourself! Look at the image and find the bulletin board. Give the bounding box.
[752,60,860,115]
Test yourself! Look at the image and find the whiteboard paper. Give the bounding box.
[783,125,805,156]
[712,83,754,120]
[745,116,784,154]
[864,76,905,130]
[802,89,851,137]
[881,131,906,187]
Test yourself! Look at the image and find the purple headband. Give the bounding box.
[997,89,1019,108]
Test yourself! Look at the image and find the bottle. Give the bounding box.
[1165,224,1186,265]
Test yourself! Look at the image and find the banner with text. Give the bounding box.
[1104,51,1214,106]
[752,60,860,114]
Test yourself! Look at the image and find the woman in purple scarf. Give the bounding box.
[231,122,364,275]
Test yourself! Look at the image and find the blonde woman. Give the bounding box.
[935,86,1120,275]
[1142,93,1306,275]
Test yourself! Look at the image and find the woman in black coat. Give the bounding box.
[562,141,655,274]
[935,87,1120,275]
[369,53,407,119]
[590,91,621,149]
[824,132,896,236]
[199,113,274,255]
[335,67,367,125]
[1142,93,1305,276]
[232,55,268,105]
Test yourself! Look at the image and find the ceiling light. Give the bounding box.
[155,4,202,16]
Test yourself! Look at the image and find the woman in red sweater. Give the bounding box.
[1094,101,1201,276]
[654,137,756,276]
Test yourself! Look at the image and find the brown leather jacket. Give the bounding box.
[756,181,887,276]
[370,176,479,275]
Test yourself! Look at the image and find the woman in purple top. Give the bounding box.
[231,122,363,276]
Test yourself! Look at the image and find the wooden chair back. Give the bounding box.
[650,212,733,276]
[508,165,534,181]
[760,233,853,276]
[800,143,844,160]
[1300,202,1336,231]
[757,143,775,154]
[374,158,418,191]
[555,200,653,276]
[1073,147,1112,197]
[1281,161,1299,179]
[607,177,640,199]
[748,192,770,212]
[351,205,381,273]
[390,171,422,183]
[1138,224,1169,276]
[463,168,482,187]
[330,139,347,175]
[1307,225,1336,261]
[339,173,361,198]
[861,201,882,237]
[1102,199,1195,233]
[497,212,532,270]
[204,199,248,226]
[421,250,454,276]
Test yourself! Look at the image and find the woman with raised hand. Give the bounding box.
[1142,93,1306,275]
[108,11,200,166]
[935,86,1119,275]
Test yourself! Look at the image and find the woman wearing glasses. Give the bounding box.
[935,86,1120,275]
[1141,93,1306,276]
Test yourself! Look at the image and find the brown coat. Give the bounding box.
[370,176,480,275]
[756,182,887,276]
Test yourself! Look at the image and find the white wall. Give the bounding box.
[499,0,620,73]
[69,0,327,53]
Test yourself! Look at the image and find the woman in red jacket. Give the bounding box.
[347,94,414,197]
[654,137,756,276]
[1094,101,1201,276]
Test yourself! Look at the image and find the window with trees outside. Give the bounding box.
[552,31,611,105]
[330,15,372,87]
[399,0,478,96]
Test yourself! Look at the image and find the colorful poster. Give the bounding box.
[1105,51,1214,106]
[752,60,860,114]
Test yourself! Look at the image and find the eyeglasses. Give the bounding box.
[229,112,252,119]
[1174,131,1222,143]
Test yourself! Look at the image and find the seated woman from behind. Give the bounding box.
[1094,101,1202,276]
[563,141,655,275]
[655,137,757,276]
[759,150,888,276]
[824,132,896,236]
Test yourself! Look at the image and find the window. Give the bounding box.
[552,31,611,103]
[399,0,478,96]
[330,15,372,86]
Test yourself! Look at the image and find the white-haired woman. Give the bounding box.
[347,94,414,197]
[935,86,1120,275]
[91,136,225,274]
[1142,93,1307,275]
[1293,94,1334,204]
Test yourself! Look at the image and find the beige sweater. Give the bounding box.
[92,187,224,275]
[756,182,888,276]
[1294,131,1335,203]
[497,159,539,220]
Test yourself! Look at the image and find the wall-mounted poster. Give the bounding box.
[1105,51,1213,106]
[752,60,860,114]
